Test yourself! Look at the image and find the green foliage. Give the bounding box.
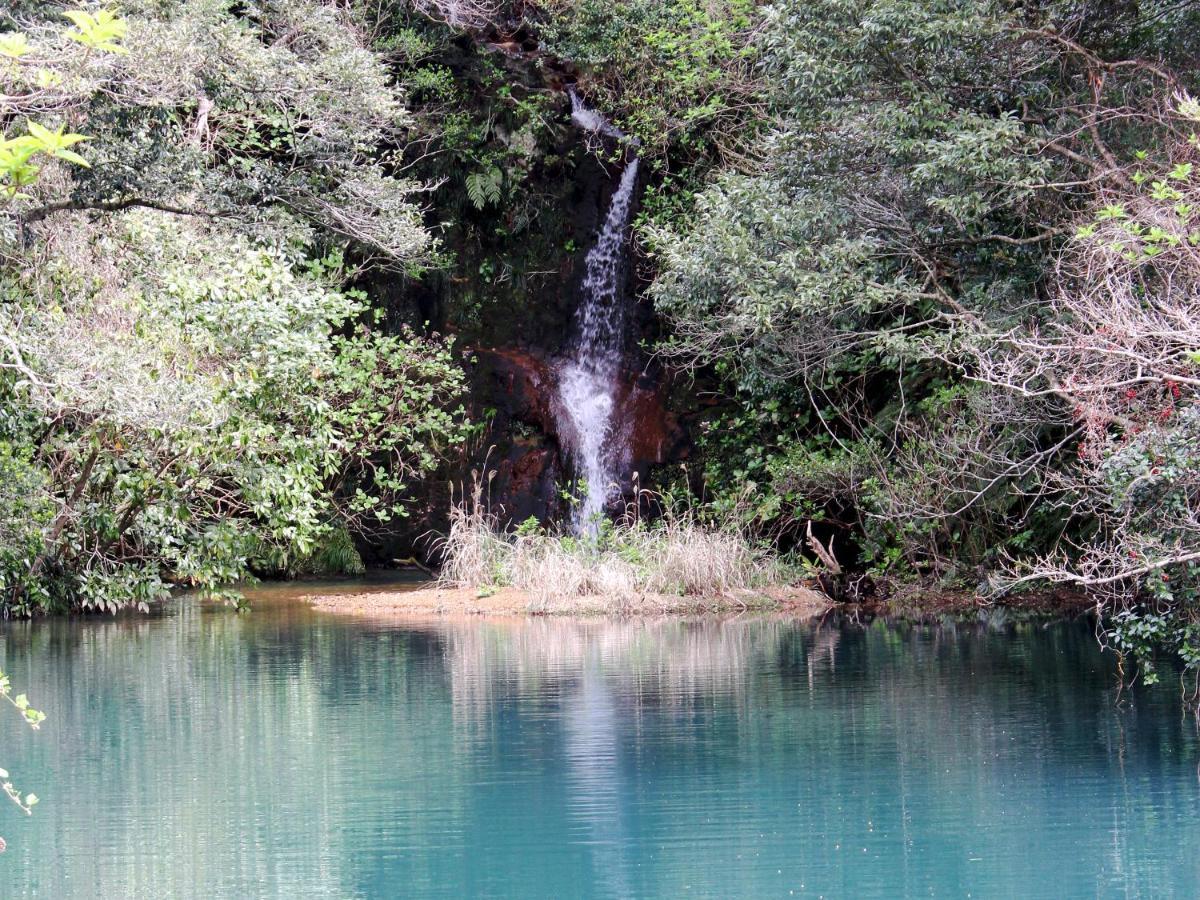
[2,0,431,263]
[0,215,470,614]
[62,8,128,53]
[0,8,121,194]
[0,443,53,616]
[466,165,504,210]
[0,124,91,196]
[0,3,474,614]
[646,0,1105,575]
[642,0,1200,660]
[262,525,367,577]
[538,0,762,156]
[0,31,30,59]
[0,4,115,198]
[1085,406,1200,685]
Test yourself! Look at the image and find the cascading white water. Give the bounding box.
[557,92,641,532]
[568,89,628,141]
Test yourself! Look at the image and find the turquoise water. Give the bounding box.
[1,594,1199,898]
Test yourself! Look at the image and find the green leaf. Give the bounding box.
[0,32,30,58]
[25,121,54,145]
[63,8,128,54]
[61,10,95,30]
[53,149,91,168]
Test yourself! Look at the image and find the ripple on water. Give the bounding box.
[0,606,1198,897]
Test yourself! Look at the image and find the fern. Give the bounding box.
[302,527,366,577]
[466,165,503,210]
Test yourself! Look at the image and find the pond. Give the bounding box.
[1,588,1198,898]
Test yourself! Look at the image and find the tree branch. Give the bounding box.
[16,196,221,227]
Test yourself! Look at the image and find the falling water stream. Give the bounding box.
[557,91,641,532]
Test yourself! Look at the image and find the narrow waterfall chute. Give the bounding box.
[556,94,641,533]
[569,88,631,143]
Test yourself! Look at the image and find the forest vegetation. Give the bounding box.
[1,0,1200,685]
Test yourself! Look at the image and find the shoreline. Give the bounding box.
[306,583,832,619]
[302,577,1095,624]
[860,584,1095,622]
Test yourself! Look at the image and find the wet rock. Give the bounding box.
[615,370,688,468]
[472,346,686,466]
[470,347,555,431]
[491,442,561,525]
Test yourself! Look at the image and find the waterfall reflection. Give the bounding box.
[564,665,630,896]
[436,617,815,723]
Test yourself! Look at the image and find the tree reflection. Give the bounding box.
[0,605,1197,897]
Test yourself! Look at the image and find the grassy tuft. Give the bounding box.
[433,476,798,606]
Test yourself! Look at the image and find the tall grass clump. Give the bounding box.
[434,476,798,607]
[435,475,512,588]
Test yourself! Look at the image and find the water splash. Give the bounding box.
[569,88,630,142]
[557,94,641,533]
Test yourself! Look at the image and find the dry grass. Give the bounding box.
[433,478,799,608]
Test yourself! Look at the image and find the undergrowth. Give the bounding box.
[435,475,800,606]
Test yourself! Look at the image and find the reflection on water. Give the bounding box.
[1,598,1199,898]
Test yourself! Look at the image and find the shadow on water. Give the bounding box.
[1,594,1198,898]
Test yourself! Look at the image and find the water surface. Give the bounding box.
[1,594,1197,898]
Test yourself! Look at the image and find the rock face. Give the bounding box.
[616,368,689,470]
[468,347,687,524]
[467,347,562,525]
[474,347,555,431]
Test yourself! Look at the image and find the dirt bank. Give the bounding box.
[307,583,831,619]
[850,584,1095,622]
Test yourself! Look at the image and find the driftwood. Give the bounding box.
[806,520,843,576]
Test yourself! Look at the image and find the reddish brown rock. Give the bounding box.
[471,347,555,431]
[614,371,688,467]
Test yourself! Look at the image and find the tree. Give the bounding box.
[648,0,1200,598]
[0,3,470,613]
[971,95,1200,682]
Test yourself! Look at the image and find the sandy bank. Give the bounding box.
[307,583,831,619]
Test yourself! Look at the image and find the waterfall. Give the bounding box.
[556,92,641,533]
[568,89,628,141]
